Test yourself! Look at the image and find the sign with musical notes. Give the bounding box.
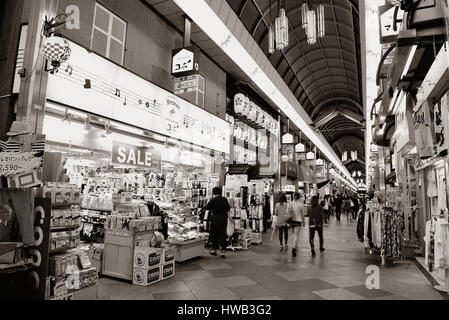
[46,40,230,154]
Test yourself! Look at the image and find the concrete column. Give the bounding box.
[17,0,58,134]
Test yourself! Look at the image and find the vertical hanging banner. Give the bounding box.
[434,93,449,155]
[413,100,435,159]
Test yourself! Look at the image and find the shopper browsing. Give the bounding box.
[204,187,231,259]
[288,193,306,257]
[274,193,290,252]
[307,195,325,256]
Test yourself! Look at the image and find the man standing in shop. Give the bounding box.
[204,187,231,259]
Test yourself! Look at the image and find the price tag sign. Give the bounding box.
[0,152,42,176]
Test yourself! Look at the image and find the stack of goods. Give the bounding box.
[81,194,114,212]
[43,184,81,205]
[247,199,264,245]
[105,215,162,233]
[50,230,80,252]
[45,249,98,299]
[132,242,176,286]
[80,210,108,242]
[51,207,81,229]
[167,206,208,243]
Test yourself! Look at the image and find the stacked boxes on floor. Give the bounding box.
[241,228,252,249]
[132,243,175,286]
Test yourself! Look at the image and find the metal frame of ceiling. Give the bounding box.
[227,0,364,171]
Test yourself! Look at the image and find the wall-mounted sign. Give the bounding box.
[171,46,199,77]
[378,4,404,44]
[412,100,435,159]
[282,185,295,193]
[281,161,298,180]
[174,75,199,95]
[0,134,45,188]
[46,40,230,154]
[112,141,161,171]
[394,94,415,154]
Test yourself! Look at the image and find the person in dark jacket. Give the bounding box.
[334,194,342,221]
[307,195,325,256]
[262,193,272,232]
[204,187,231,258]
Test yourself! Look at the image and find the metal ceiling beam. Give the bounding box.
[283,44,357,61]
[311,96,364,118]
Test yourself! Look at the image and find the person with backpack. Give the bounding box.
[204,187,231,259]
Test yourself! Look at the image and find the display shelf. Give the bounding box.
[81,208,113,213]
[45,284,99,300]
[51,225,81,232]
[49,247,77,254]
[0,259,34,274]
[52,203,79,209]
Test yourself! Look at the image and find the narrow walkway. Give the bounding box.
[97,216,445,300]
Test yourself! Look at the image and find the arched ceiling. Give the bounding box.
[227,0,364,171]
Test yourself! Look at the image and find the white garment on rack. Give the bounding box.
[427,170,438,198]
[364,209,370,248]
[370,212,377,248]
[437,172,447,213]
[372,210,382,249]
[435,219,449,269]
[424,220,432,267]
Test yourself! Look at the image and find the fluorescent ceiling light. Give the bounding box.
[173,0,357,188]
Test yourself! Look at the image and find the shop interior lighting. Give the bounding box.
[173,0,357,188]
[83,115,92,134]
[102,121,112,137]
[61,108,72,125]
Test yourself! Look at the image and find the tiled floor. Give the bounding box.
[96,216,446,300]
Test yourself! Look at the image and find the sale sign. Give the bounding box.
[112,141,161,170]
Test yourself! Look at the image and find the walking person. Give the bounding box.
[308,195,325,256]
[289,193,306,257]
[204,187,231,259]
[274,193,290,252]
[335,194,342,221]
[351,196,359,220]
[262,193,272,232]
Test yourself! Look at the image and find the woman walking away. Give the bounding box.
[204,187,231,259]
[274,193,290,252]
[289,193,306,257]
[307,196,325,256]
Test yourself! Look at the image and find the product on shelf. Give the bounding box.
[43,183,81,205]
[50,230,80,251]
[51,208,81,229]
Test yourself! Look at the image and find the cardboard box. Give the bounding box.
[133,247,162,269]
[241,238,251,250]
[251,232,263,245]
[162,245,175,263]
[133,266,161,286]
[161,262,175,280]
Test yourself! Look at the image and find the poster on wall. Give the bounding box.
[413,100,435,159]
